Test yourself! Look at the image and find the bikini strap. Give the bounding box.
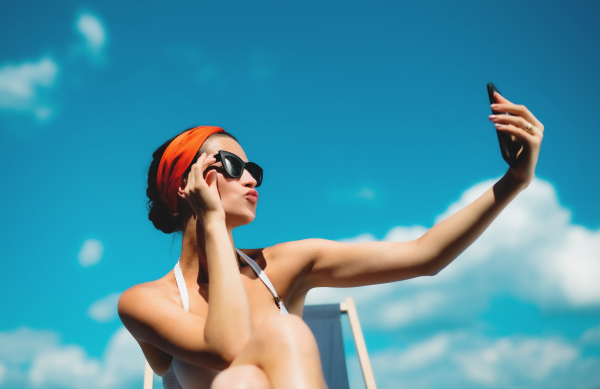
[173,261,190,312]
[173,249,288,315]
[235,248,289,315]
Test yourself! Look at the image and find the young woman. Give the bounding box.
[118,92,544,389]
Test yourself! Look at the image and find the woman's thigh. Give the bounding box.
[211,364,270,389]
[231,314,320,368]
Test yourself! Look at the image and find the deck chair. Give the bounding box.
[143,297,376,389]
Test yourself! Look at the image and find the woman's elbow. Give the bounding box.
[419,257,450,277]
[186,349,235,371]
[425,266,443,276]
[205,341,246,368]
[219,347,242,367]
[415,254,444,277]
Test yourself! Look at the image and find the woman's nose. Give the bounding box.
[242,169,257,188]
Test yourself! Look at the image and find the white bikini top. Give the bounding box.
[161,248,289,389]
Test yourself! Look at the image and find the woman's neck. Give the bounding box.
[178,216,240,284]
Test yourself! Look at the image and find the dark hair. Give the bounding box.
[146,128,239,234]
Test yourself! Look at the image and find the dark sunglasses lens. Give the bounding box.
[223,156,243,177]
[246,163,263,187]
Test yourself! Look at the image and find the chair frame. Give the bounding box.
[143,297,376,389]
[340,297,377,389]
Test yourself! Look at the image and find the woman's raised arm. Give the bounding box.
[288,93,544,290]
[200,214,254,362]
[182,152,254,360]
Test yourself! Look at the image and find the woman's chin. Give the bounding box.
[242,213,256,225]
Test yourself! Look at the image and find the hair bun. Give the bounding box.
[147,199,179,234]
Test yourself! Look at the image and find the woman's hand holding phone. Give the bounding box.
[488,92,544,187]
[178,152,226,221]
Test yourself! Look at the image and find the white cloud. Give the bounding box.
[30,346,102,389]
[0,327,60,365]
[78,238,104,267]
[98,327,146,388]
[370,332,598,389]
[453,336,578,385]
[379,291,448,328]
[547,226,600,306]
[76,14,106,55]
[0,326,144,389]
[0,12,108,128]
[0,362,7,385]
[383,225,427,242]
[0,57,58,121]
[87,292,121,322]
[29,327,144,389]
[433,178,600,308]
[376,334,450,372]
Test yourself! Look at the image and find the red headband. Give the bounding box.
[157,126,225,213]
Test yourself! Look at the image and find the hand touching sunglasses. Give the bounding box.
[205,150,263,187]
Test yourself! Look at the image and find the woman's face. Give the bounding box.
[203,136,259,228]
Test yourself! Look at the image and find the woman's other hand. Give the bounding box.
[179,152,225,221]
[488,92,545,188]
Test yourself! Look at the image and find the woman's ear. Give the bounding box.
[177,177,187,199]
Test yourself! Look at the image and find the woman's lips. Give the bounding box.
[245,190,258,203]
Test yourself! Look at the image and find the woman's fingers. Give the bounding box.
[183,152,225,217]
[190,154,206,188]
[187,165,195,193]
[492,92,543,130]
[493,122,535,143]
[191,153,214,183]
[185,153,208,200]
[177,152,224,219]
[194,153,216,174]
[489,114,539,136]
[203,156,217,176]
[487,91,544,187]
[494,92,513,105]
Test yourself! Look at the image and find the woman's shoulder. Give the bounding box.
[119,281,161,306]
[118,275,180,325]
[236,239,316,269]
[260,238,326,265]
[245,238,325,289]
[117,278,182,376]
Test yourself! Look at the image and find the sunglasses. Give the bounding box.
[206,150,263,187]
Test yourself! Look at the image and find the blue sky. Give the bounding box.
[1,1,599,388]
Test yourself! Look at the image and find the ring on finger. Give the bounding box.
[524,121,533,134]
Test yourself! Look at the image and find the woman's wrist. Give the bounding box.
[503,167,532,192]
[199,211,226,227]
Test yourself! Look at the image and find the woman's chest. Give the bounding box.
[185,270,287,329]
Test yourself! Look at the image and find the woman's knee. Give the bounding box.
[211,364,270,389]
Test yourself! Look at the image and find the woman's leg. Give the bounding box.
[211,315,328,389]
[210,364,271,389]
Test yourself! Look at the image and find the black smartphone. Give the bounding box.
[487,83,521,169]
